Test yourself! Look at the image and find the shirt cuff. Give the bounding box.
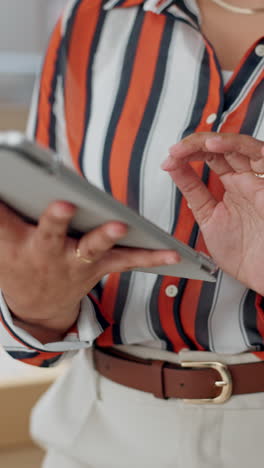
[0,291,104,366]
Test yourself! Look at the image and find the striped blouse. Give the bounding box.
[1,0,264,367]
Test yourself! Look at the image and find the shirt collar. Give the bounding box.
[103,0,200,26]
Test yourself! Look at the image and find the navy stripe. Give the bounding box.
[48,42,64,151]
[7,351,40,360]
[89,295,110,331]
[112,272,133,343]
[79,6,107,174]
[34,23,64,150]
[102,9,145,194]
[243,290,263,350]
[127,17,174,210]
[41,355,63,367]
[172,163,210,350]
[182,45,223,138]
[174,0,199,25]
[240,79,264,135]
[224,40,264,112]
[7,350,62,367]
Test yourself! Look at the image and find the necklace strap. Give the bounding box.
[209,0,264,14]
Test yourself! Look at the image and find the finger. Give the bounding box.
[205,151,251,175]
[205,154,233,177]
[100,247,180,274]
[33,201,76,255]
[0,202,29,242]
[205,134,264,173]
[73,222,128,264]
[168,163,217,227]
[162,133,264,174]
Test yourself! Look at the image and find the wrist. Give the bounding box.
[4,298,81,344]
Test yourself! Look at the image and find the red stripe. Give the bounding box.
[179,169,224,349]
[64,0,103,173]
[19,352,62,367]
[122,0,143,6]
[158,164,205,351]
[35,19,62,147]
[109,13,167,203]
[88,293,113,325]
[97,273,121,346]
[98,14,167,346]
[0,314,62,364]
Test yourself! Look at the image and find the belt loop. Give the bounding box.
[149,360,167,399]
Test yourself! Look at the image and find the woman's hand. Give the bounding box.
[0,201,179,340]
[162,132,264,295]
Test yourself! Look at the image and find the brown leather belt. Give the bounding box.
[94,346,264,404]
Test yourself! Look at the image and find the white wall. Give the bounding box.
[0,0,47,53]
[0,0,66,105]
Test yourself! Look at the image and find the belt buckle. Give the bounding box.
[180,361,233,404]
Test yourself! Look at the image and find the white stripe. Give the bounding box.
[54,76,76,169]
[121,25,206,344]
[77,296,103,343]
[103,0,122,10]
[253,100,264,140]
[166,5,197,28]
[208,272,249,353]
[82,8,138,189]
[26,77,41,139]
[61,0,79,35]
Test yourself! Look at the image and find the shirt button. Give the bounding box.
[165,285,178,297]
[206,113,217,125]
[255,44,264,57]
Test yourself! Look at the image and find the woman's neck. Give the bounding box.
[222,0,264,6]
[197,0,264,70]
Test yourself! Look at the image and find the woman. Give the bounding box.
[0,0,264,466]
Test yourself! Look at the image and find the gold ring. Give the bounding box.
[75,248,93,264]
[254,171,264,178]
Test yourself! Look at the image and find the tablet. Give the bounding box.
[0,132,217,282]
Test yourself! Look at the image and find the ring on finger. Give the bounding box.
[253,171,264,178]
[75,247,94,264]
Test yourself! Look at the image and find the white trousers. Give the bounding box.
[31,347,264,468]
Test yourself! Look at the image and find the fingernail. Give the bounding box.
[107,224,127,238]
[165,254,180,264]
[168,141,185,154]
[52,202,75,217]
[161,155,174,171]
[205,136,223,148]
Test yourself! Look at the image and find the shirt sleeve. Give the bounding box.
[0,291,105,367]
[0,11,111,368]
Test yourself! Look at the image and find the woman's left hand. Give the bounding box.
[161,132,264,295]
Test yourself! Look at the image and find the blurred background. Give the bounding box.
[0,1,67,466]
[0,0,66,130]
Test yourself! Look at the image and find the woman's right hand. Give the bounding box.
[0,201,180,342]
